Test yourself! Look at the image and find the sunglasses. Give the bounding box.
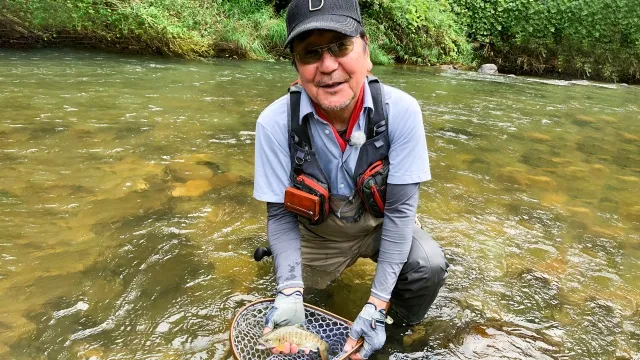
[293,37,359,65]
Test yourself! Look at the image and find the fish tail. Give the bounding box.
[319,343,329,360]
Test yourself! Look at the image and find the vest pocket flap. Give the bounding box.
[374,139,385,148]
[284,187,320,221]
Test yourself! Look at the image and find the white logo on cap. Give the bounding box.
[309,0,324,11]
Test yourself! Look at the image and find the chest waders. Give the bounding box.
[285,76,390,225]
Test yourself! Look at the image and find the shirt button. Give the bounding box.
[325,129,330,135]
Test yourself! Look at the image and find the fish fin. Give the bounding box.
[274,344,287,353]
[256,344,267,350]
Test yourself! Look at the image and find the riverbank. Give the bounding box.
[1,0,639,84]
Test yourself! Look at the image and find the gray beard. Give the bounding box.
[319,93,355,112]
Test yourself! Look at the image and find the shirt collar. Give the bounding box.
[298,79,375,125]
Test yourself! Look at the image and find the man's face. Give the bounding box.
[292,30,371,113]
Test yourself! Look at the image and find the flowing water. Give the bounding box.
[0,49,638,360]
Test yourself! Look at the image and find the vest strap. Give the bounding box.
[288,85,312,153]
[366,76,387,139]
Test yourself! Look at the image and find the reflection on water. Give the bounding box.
[1,49,639,359]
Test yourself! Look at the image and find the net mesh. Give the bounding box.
[231,300,353,360]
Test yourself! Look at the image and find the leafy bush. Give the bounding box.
[450,0,640,82]
[361,0,474,66]
[3,0,639,82]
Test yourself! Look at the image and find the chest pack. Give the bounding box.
[283,76,390,225]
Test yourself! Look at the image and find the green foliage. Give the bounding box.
[450,0,640,82]
[2,0,639,82]
[2,0,285,59]
[361,0,474,66]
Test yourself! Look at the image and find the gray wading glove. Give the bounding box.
[264,291,305,329]
[348,303,387,359]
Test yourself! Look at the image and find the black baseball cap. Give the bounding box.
[284,0,363,48]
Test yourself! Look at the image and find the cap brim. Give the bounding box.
[284,15,361,48]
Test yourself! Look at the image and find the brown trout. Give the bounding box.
[258,324,330,360]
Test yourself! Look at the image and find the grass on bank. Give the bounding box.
[0,0,472,65]
[1,0,639,83]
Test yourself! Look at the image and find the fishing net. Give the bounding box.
[230,298,361,360]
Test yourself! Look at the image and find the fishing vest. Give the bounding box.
[286,76,390,224]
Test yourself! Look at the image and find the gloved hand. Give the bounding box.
[344,302,387,359]
[264,290,305,330]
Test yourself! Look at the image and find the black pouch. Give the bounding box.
[356,159,389,218]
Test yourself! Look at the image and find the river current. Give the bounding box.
[0,49,638,359]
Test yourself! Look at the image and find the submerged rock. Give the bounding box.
[562,166,588,178]
[621,133,639,142]
[565,206,592,216]
[590,164,609,173]
[599,115,619,123]
[167,162,215,182]
[540,192,569,207]
[525,175,557,190]
[535,256,567,276]
[467,157,491,173]
[521,149,561,168]
[574,114,597,125]
[525,132,552,142]
[402,325,426,347]
[550,157,573,165]
[616,175,640,183]
[496,167,527,187]
[171,180,212,197]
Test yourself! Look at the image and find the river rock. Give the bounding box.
[599,115,618,123]
[576,136,615,157]
[590,164,609,173]
[616,175,639,183]
[535,256,567,276]
[588,226,622,238]
[167,162,214,182]
[525,175,557,190]
[403,325,426,347]
[574,114,596,125]
[540,192,568,207]
[467,157,491,174]
[521,150,559,168]
[478,64,498,74]
[563,167,588,178]
[438,64,456,71]
[551,157,573,165]
[622,206,640,223]
[210,172,241,189]
[565,206,592,216]
[496,167,527,187]
[171,180,212,197]
[598,196,619,213]
[526,132,552,142]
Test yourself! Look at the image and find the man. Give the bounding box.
[252,0,449,358]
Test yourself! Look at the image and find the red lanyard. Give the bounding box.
[313,86,365,153]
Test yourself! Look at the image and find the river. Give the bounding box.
[0,49,639,360]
